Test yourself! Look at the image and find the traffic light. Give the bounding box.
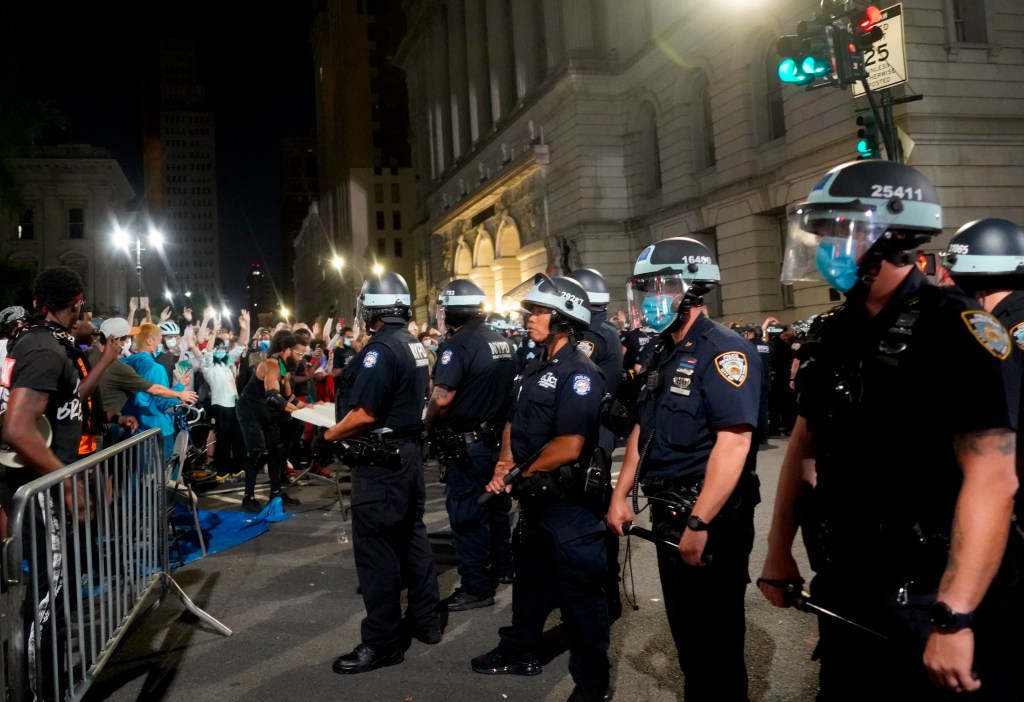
[856,114,880,159]
[852,5,884,49]
[776,19,836,88]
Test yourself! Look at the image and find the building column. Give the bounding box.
[484,0,515,123]
[510,0,541,100]
[562,0,595,56]
[542,2,564,72]
[447,0,471,161]
[464,0,492,144]
[430,11,453,174]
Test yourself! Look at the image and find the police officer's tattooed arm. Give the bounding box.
[759,417,814,608]
[606,424,641,535]
[923,427,1017,694]
[425,385,455,425]
[679,426,752,566]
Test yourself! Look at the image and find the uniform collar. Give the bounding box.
[992,290,1024,321]
[664,311,710,356]
[543,338,577,366]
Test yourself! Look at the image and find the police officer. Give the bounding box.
[606,237,762,702]
[472,274,611,702]
[569,267,625,621]
[620,323,651,374]
[325,271,440,674]
[758,161,1018,700]
[428,279,516,611]
[737,324,772,447]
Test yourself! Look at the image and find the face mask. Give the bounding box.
[213,349,227,361]
[258,340,270,353]
[642,295,676,333]
[343,338,352,348]
[816,238,862,293]
[165,337,179,349]
[153,345,161,357]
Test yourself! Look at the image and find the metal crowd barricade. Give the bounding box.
[0,429,231,702]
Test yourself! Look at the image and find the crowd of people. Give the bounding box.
[2,158,1023,701]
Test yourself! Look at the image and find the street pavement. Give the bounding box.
[84,439,821,702]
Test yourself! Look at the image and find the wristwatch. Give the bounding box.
[686,515,710,532]
[928,602,975,632]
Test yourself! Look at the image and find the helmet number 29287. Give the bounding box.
[870,184,923,201]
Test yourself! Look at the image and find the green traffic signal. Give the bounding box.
[856,114,880,159]
[775,21,836,88]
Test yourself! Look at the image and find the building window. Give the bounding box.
[17,209,34,240]
[376,211,386,230]
[392,210,401,230]
[692,72,717,171]
[391,183,400,203]
[952,0,987,43]
[765,49,786,141]
[377,238,387,256]
[701,80,716,169]
[394,238,403,257]
[375,183,384,203]
[638,102,662,194]
[68,207,85,239]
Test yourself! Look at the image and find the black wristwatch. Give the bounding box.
[928,602,975,632]
[686,515,710,532]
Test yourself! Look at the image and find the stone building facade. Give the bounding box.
[1,145,134,314]
[396,0,1024,326]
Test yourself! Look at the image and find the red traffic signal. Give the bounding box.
[859,5,882,29]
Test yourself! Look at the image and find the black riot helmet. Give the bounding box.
[568,268,610,311]
[503,273,591,337]
[357,271,411,326]
[782,160,943,293]
[437,278,486,332]
[626,237,720,334]
[944,218,1024,294]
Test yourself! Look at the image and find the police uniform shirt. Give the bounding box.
[347,322,430,432]
[994,290,1024,352]
[516,337,540,371]
[577,309,623,397]
[798,267,1017,546]
[0,326,84,465]
[637,313,762,483]
[433,317,516,432]
[508,342,606,463]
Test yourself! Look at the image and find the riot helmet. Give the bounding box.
[437,278,486,332]
[568,268,610,310]
[357,271,411,326]
[944,218,1024,294]
[503,273,591,336]
[626,237,720,334]
[781,160,942,293]
[485,313,512,332]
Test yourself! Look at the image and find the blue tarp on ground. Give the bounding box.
[169,496,293,567]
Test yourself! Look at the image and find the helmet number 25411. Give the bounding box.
[870,184,923,200]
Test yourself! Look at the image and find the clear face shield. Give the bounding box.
[781,202,887,293]
[625,273,690,333]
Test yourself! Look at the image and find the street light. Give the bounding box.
[113,224,164,315]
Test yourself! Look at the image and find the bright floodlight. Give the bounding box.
[332,256,344,270]
[281,306,290,318]
[165,290,173,300]
[372,263,384,276]
[113,225,131,250]
[222,307,230,317]
[149,228,164,249]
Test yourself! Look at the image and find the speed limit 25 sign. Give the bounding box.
[852,3,908,96]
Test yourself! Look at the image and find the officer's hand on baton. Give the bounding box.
[757,550,804,608]
[606,497,635,537]
[483,459,517,498]
[679,527,708,567]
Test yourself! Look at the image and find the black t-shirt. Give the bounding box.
[798,268,1018,564]
[348,323,429,433]
[1,325,84,466]
[621,328,651,370]
[637,314,762,482]
[433,318,516,431]
[332,345,359,413]
[508,342,606,463]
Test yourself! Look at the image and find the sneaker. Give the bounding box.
[241,496,262,513]
[272,492,301,507]
[471,647,541,676]
[216,470,245,484]
[442,588,495,612]
[284,464,300,478]
[311,465,334,479]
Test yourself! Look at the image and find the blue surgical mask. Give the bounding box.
[213,349,227,361]
[153,346,161,358]
[343,338,352,348]
[816,238,862,293]
[258,340,270,353]
[642,294,676,333]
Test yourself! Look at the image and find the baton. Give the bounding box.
[757,578,901,645]
[477,441,550,505]
[621,521,713,564]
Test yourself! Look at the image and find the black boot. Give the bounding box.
[331,643,403,675]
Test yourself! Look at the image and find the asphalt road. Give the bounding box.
[84,439,820,702]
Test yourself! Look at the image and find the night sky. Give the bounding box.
[0,1,316,305]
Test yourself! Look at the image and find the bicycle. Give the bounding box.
[169,403,218,486]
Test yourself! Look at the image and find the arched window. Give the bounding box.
[639,102,662,193]
[764,47,786,141]
[692,72,716,171]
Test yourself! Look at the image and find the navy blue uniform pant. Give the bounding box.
[653,505,754,702]
[499,499,610,692]
[445,439,512,597]
[351,441,440,650]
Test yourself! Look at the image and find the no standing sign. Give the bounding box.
[852,4,908,96]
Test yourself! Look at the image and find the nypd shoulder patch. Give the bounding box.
[577,340,595,358]
[961,311,1010,360]
[440,349,453,365]
[1010,321,1024,351]
[571,373,592,396]
[715,351,748,388]
[362,350,380,368]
